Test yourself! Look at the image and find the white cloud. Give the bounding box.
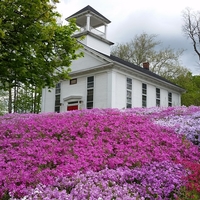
[56,0,200,74]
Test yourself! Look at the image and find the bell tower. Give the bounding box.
[66,5,114,55]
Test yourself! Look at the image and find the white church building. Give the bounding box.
[41,5,185,112]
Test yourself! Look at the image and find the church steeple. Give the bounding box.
[66,5,114,55]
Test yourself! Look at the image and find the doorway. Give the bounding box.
[67,105,78,111]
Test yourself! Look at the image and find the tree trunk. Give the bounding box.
[13,85,17,112]
[37,88,42,113]
[8,86,12,113]
[33,86,37,113]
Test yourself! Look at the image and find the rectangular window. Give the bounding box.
[68,101,78,105]
[87,76,94,88]
[55,106,60,113]
[55,83,61,113]
[156,88,160,107]
[168,92,172,107]
[126,78,132,108]
[70,78,77,85]
[55,95,60,105]
[55,83,61,94]
[87,89,93,102]
[87,102,93,109]
[142,83,147,95]
[156,99,160,107]
[142,95,147,108]
[142,83,147,107]
[127,78,132,90]
[87,76,94,109]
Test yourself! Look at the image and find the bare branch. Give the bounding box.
[182,8,200,61]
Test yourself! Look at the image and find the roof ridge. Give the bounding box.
[79,43,185,91]
[96,49,185,90]
[66,5,111,23]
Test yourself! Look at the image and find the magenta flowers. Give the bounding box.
[0,107,200,199]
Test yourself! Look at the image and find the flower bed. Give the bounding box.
[152,106,200,146]
[0,107,200,199]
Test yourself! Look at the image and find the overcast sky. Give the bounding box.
[57,0,200,74]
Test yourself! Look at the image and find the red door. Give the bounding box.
[67,105,78,111]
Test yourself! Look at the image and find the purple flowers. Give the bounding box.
[10,162,187,200]
[0,107,200,199]
[151,106,200,146]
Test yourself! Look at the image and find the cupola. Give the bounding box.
[66,5,114,55]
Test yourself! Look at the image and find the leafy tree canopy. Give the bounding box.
[111,32,188,80]
[0,0,83,91]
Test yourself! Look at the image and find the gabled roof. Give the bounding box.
[66,5,111,24]
[106,54,185,91]
[82,45,185,92]
[108,55,178,84]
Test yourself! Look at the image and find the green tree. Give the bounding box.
[13,84,42,113]
[192,75,200,105]
[112,33,160,65]
[111,32,186,80]
[0,0,83,113]
[168,72,200,106]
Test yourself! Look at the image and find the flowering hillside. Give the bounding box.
[0,106,200,200]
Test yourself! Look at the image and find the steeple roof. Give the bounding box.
[66,5,111,25]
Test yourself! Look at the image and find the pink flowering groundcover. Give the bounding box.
[0,106,200,200]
